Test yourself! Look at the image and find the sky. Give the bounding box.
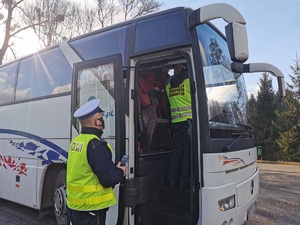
[162,0,300,96]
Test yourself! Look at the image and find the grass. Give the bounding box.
[257,160,300,165]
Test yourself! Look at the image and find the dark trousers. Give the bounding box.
[68,208,108,225]
[167,121,191,189]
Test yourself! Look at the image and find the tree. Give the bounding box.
[96,0,118,28]
[274,54,300,161]
[22,0,97,48]
[287,53,300,101]
[0,0,27,64]
[23,0,66,47]
[249,73,278,160]
[1,0,164,64]
[0,0,69,63]
[120,0,164,20]
[248,93,257,130]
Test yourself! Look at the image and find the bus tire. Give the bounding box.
[54,169,68,225]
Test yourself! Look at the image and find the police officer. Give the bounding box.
[67,99,126,225]
[165,63,192,189]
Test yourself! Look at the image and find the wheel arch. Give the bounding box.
[39,163,66,216]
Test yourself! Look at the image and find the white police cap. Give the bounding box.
[73,99,104,120]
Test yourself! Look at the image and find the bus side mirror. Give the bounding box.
[189,3,249,63]
[232,62,286,98]
[278,77,286,99]
[225,22,249,63]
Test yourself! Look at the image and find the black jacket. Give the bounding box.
[81,127,124,188]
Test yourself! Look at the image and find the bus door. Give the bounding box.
[126,52,199,225]
[71,54,125,224]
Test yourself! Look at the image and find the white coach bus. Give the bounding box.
[0,3,285,225]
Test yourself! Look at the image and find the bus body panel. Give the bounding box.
[202,169,258,225]
[0,153,37,208]
[236,168,259,207]
[0,141,2,197]
[203,148,257,186]
[202,148,259,225]
[0,95,70,208]
[202,182,236,225]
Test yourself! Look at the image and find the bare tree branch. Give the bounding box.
[0,0,164,64]
[120,0,163,20]
[8,45,18,59]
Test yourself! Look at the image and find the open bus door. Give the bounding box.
[126,52,200,225]
[70,54,126,224]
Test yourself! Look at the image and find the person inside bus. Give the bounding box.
[66,98,127,225]
[165,63,192,190]
[153,65,171,118]
[138,70,157,107]
[138,66,170,116]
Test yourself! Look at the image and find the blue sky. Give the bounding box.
[162,0,300,96]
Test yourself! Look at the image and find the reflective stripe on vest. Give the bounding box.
[166,78,192,123]
[67,134,116,211]
[171,112,193,120]
[171,106,192,113]
[67,193,115,205]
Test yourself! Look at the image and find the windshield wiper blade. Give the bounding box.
[223,133,245,152]
[235,123,254,136]
[235,123,253,130]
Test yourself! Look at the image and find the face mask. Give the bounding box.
[98,117,105,128]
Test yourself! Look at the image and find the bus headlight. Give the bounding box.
[218,195,235,211]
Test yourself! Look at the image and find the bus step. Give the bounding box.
[152,204,190,225]
[159,187,190,209]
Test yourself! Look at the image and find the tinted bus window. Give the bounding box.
[16,48,72,101]
[135,11,187,52]
[0,63,18,104]
[70,26,128,62]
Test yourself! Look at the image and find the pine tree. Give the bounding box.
[249,73,278,160]
[248,94,257,123]
[274,54,300,161]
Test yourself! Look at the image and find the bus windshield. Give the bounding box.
[196,24,248,127]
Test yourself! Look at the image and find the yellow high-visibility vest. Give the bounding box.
[166,78,192,123]
[67,134,116,211]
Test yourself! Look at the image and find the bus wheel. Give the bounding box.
[54,169,68,225]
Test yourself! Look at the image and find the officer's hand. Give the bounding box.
[117,162,127,177]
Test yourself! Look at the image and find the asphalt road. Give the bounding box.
[245,163,300,225]
[0,163,299,225]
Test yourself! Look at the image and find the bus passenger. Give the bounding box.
[154,65,171,118]
[138,70,156,107]
[165,63,192,190]
[67,99,127,225]
[138,67,170,117]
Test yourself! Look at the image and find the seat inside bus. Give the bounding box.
[137,69,171,153]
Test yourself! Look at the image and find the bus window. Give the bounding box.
[70,26,128,63]
[135,11,187,53]
[0,62,18,104]
[196,24,248,129]
[15,48,72,101]
[75,62,116,148]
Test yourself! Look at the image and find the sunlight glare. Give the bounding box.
[15,29,41,56]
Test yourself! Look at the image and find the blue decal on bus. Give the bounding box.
[0,129,68,164]
[102,110,114,118]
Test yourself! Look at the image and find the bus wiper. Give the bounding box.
[236,123,253,130]
[209,110,232,122]
[235,123,253,135]
[223,133,245,152]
